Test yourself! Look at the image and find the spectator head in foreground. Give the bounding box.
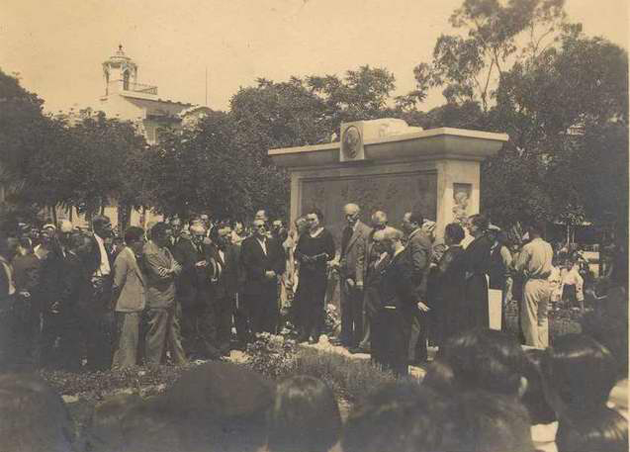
[0,373,75,452]
[267,375,341,452]
[556,406,628,452]
[443,390,535,452]
[542,333,617,416]
[437,328,528,397]
[90,393,142,452]
[161,361,275,452]
[342,382,447,452]
[521,349,557,426]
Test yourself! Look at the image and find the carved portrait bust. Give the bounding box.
[343,125,361,159]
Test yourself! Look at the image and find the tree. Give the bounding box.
[405,0,571,112]
[0,69,48,196]
[146,111,256,220]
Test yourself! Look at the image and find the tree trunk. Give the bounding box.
[51,205,58,225]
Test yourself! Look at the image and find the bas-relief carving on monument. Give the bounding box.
[452,183,472,226]
[301,172,437,247]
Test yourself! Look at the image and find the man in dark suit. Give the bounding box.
[39,221,87,370]
[208,222,240,355]
[240,218,285,337]
[173,222,215,358]
[372,227,418,377]
[337,203,371,348]
[84,215,115,370]
[402,211,432,364]
[353,211,388,354]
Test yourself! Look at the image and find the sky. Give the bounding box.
[1,0,628,114]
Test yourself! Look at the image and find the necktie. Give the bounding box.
[341,227,352,254]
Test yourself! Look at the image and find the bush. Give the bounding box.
[293,348,403,404]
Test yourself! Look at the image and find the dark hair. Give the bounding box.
[0,373,75,452]
[468,214,489,231]
[580,287,628,379]
[268,376,341,452]
[557,407,628,452]
[306,207,324,223]
[232,219,243,229]
[408,210,423,226]
[422,358,457,396]
[124,227,145,245]
[92,215,110,231]
[210,221,232,242]
[444,223,465,244]
[543,334,617,414]
[161,362,275,452]
[528,220,546,236]
[521,350,556,425]
[188,215,201,227]
[150,222,170,239]
[444,391,535,452]
[437,328,526,396]
[342,382,447,452]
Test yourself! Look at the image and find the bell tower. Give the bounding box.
[102,45,138,96]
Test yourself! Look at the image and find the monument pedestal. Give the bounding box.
[269,120,508,242]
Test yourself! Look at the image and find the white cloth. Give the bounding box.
[562,265,584,301]
[531,421,558,452]
[256,237,267,255]
[94,234,111,276]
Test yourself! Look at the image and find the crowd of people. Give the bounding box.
[0,203,627,376]
[1,327,627,452]
[0,203,627,451]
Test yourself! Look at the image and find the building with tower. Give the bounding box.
[99,45,210,144]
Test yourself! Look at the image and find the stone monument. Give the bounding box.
[269,119,508,244]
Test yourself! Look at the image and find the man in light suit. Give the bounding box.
[142,222,186,366]
[111,227,146,369]
[337,203,371,348]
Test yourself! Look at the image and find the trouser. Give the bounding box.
[180,303,204,357]
[340,277,363,346]
[521,279,551,349]
[408,308,428,362]
[41,309,83,371]
[242,289,278,337]
[297,274,327,341]
[84,277,114,370]
[145,305,187,365]
[216,295,235,353]
[234,293,250,344]
[198,297,221,359]
[112,311,142,369]
[7,294,41,369]
[371,308,410,377]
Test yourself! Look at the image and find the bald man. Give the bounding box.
[353,211,388,354]
[337,203,371,348]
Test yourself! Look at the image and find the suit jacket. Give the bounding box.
[112,247,146,313]
[208,243,240,299]
[240,236,285,296]
[87,234,114,278]
[378,248,417,316]
[39,248,85,312]
[406,228,433,300]
[340,220,371,285]
[172,237,210,307]
[142,240,179,309]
